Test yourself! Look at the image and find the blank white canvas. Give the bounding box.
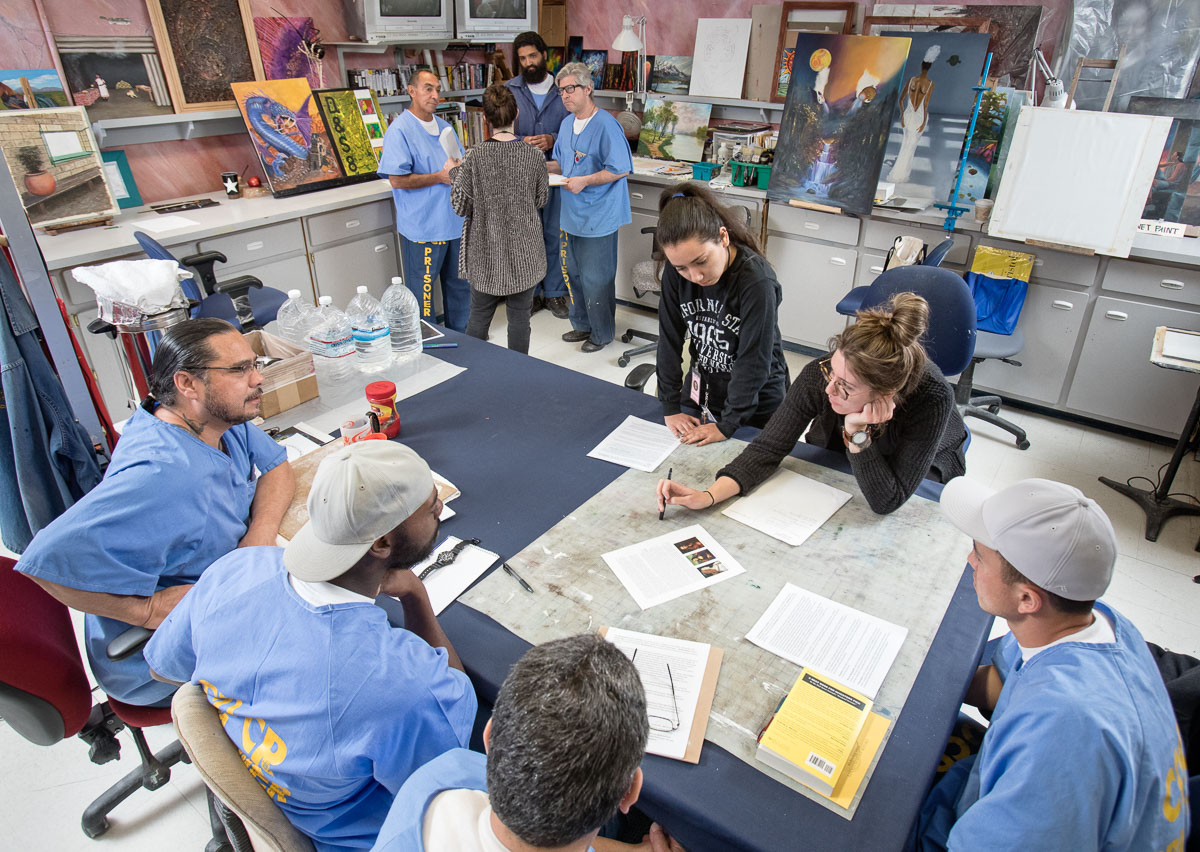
[987,107,1171,257]
[689,18,753,99]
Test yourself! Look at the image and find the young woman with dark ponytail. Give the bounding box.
[654,181,789,447]
[657,291,967,515]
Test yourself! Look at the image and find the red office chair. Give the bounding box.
[0,558,229,847]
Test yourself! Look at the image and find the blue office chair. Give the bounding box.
[836,237,956,318]
[133,232,288,331]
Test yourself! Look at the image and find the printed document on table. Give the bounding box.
[602,524,744,609]
[603,627,721,762]
[722,468,852,546]
[745,583,907,699]
[587,415,679,472]
[409,536,498,615]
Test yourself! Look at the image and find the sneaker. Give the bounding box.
[581,339,607,353]
[531,295,546,314]
[562,329,591,342]
[545,297,570,319]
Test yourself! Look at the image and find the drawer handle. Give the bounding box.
[829,257,847,266]
[869,265,884,274]
[374,244,388,253]
[804,222,820,230]
[631,192,644,199]
[345,219,361,229]
[1104,310,1128,321]
[246,241,263,251]
[1033,258,1044,266]
[1160,279,1185,290]
[1051,300,1074,311]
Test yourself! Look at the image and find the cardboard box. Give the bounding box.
[538,0,567,48]
[244,330,318,418]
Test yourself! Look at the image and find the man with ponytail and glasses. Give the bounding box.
[653,182,789,448]
[658,292,966,515]
[16,318,294,706]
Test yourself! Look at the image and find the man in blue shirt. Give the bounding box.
[550,63,632,353]
[372,633,686,852]
[506,31,571,321]
[378,69,469,332]
[914,477,1189,851]
[146,441,477,852]
[16,318,294,706]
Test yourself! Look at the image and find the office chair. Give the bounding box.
[835,236,956,318]
[0,558,230,847]
[617,225,663,370]
[133,232,288,331]
[172,683,317,852]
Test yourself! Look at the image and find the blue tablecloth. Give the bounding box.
[378,328,992,852]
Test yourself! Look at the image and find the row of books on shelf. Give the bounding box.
[347,64,500,98]
[434,102,491,150]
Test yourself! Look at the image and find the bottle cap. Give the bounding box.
[357,285,368,294]
[288,289,301,298]
[319,295,332,305]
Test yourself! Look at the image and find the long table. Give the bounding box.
[328,328,991,851]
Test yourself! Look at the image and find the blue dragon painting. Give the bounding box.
[244,93,313,179]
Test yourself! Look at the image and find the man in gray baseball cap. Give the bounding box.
[912,477,1188,851]
[146,441,477,851]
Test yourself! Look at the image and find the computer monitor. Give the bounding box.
[454,0,535,42]
[344,0,455,44]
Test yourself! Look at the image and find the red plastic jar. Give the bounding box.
[365,380,401,439]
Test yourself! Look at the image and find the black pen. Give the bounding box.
[502,562,535,593]
[660,467,673,521]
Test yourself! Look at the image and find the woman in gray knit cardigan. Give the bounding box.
[450,84,549,354]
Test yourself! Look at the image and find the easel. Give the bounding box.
[1067,46,1127,112]
[935,52,993,234]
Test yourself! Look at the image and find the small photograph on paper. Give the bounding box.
[674,537,704,554]
[696,561,725,578]
[685,548,715,567]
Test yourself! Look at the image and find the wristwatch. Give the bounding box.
[843,427,870,448]
[419,537,481,580]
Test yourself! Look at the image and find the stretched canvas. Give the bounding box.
[1,68,67,109]
[254,16,324,89]
[567,36,583,63]
[580,50,606,90]
[767,33,911,215]
[314,88,383,178]
[650,56,692,95]
[0,106,118,229]
[954,88,1005,203]
[871,4,1042,89]
[637,98,713,162]
[545,47,565,74]
[57,40,173,121]
[776,48,795,99]
[232,78,348,198]
[689,18,752,99]
[1125,97,1200,227]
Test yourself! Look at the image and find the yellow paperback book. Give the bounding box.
[756,669,872,796]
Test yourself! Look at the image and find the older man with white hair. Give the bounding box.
[548,61,632,353]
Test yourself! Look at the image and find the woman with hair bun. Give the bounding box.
[657,291,967,515]
[655,181,789,447]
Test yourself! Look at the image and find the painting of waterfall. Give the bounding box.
[766,33,911,214]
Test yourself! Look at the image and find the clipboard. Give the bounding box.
[599,626,723,764]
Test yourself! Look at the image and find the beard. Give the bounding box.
[521,59,549,84]
[391,521,440,570]
[203,388,262,425]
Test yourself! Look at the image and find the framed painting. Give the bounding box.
[649,56,693,95]
[232,78,348,198]
[766,33,912,214]
[314,87,383,178]
[55,36,173,121]
[0,68,68,109]
[0,106,118,229]
[637,98,713,162]
[147,0,265,112]
[772,2,858,104]
[1125,97,1200,228]
[101,150,144,209]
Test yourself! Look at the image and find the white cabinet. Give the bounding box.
[310,232,400,306]
[767,232,856,349]
[1066,296,1200,435]
[973,283,1086,405]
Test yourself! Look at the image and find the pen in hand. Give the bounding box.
[502,562,535,593]
[659,467,672,521]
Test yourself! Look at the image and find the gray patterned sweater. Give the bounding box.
[449,138,549,295]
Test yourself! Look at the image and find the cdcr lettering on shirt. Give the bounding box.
[201,679,293,804]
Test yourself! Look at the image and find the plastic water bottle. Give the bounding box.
[275,289,315,346]
[308,296,354,385]
[381,276,422,362]
[347,286,392,372]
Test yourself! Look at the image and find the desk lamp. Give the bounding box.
[612,14,648,98]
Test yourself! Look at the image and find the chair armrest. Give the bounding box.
[214,275,263,300]
[107,626,154,661]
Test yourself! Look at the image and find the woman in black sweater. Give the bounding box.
[658,292,967,515]
[655,182,789,446]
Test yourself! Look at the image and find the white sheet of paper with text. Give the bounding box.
[587,415,679,472]
[602,523,744,609]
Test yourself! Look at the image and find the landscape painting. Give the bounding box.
[637,97,712,162]
[1,69,67,109]
[232,78,347,197]
[767,33,911,214]
[650,56,693,95]
[1126,97,1200,227]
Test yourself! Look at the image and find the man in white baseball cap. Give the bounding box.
[913,477,1188,851]
[145,441,477,851]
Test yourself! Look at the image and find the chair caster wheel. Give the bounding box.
[620,332,634,343]
[82,816,109,838]
[987,404,1000,415]
[1016,439,1030,450]
[618,356,630,367]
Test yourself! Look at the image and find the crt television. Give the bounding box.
[455,0,535,41]
[344,0,455,43]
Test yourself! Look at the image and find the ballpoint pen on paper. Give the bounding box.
[502,562,535,593]
[423,343,459,349]
[660,467,672,521]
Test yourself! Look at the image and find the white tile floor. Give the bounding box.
[4,303,1198,850]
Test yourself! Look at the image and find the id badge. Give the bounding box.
[689,370,702,405]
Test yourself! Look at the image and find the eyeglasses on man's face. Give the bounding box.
[559,83,589,95]
[818,357,858,401]
[201,356,272,378]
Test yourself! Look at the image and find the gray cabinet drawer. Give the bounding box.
[305,200,394,248]
[973,284,1085,405]
[979,238,1097,287]
[225,254,315,305]
[311,232,400,306]
[1065,296,1200,435]
[863,219,970,265]
[1101,259,1200,307]
[766,203,860,247]
[198,220,304,268]
[855,253,888,289]
[627,182,661,213]
[767,234,856,348]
